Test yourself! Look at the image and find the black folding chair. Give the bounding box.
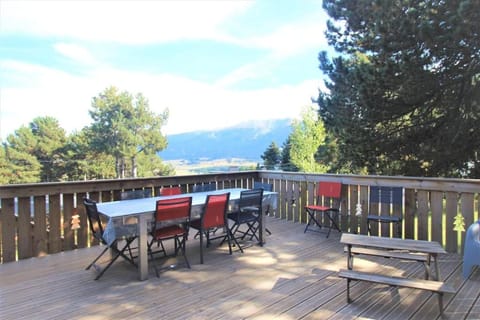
[83,198,137,280]
[228,188,264,245]
[120,189,152,200]
[367,186,403,237]
[192,182,217,193]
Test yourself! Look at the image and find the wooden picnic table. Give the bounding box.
[338,233,455,314]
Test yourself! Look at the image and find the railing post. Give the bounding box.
[445,192,458,252]
[1,198,16,262]
[17,196,32,259]
[33,195,48,256]
[404,189,415,239]
[48,194,62,254]
[417,190,429,241]
[63,193,75,251]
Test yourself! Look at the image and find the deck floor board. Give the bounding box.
[0,216,477,320]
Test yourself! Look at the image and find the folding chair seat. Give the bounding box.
[148,196,192,277]
[83,198,137,280]
[228,188,264,246]
[253,181,273,236]
[190,193,240,264]
[304,181,342,238]
[366,186,403,237]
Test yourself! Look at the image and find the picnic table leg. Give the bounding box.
[424,254,432,280]
[347,245,353,270]
[346,278,352,303]
[433,254,441,281]
[438,293,444,314]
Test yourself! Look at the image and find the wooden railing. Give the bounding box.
[1,171,479,263]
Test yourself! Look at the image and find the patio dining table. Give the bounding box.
[96,188,278,280]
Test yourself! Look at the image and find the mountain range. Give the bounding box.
[159,118,292,162]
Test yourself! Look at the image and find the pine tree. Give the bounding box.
[261,142,281,170]
[318,0,480,177]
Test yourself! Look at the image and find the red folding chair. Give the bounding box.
[304,182,342,237]
[148,196,192,277]
[190,193,239,264]
[159,186,182,196]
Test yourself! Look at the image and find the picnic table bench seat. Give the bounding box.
[338,269,455,314]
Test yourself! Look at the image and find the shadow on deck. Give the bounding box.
[1,217,478,320]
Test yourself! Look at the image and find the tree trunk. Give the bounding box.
[131,156,137,178]
[115,157,125,178]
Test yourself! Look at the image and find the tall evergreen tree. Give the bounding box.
[30,117,67,181]
[88,86,169,178]
[280,136,298,172]
[57,128,116,181]
[261,142,281,170]
[5,117,66,182]
[318,0,480,177]
[0,141,41,184]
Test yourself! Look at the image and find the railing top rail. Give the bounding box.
[258,171,480,193]
[1,171,479,198]
[0,171,259,198]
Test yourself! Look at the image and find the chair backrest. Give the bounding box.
[317,181,342,198]
[83,198,104,240]
[369,186,403,215]
[239,188,264,210]
[202,193,230,229]
[369,186,402,204]
[121,189,152,200]
[253,181,273,192]
[315,182,342,209]
[192,182,217,193]
[159,186,182,196]
[154,196,192,223]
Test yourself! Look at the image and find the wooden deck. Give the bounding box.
[1,217,479,320]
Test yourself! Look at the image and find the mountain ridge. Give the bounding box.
[159,118,292,162]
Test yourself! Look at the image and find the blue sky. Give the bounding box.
[0,0,331,140]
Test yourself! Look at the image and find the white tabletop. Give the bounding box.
[97,188,276,219]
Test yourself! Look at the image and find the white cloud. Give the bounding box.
[0,1,330,139]
[214,60,266,88]
[235,15,330,59]
[0,60,98,138]
[0,59,322,139]
[1,0,252,44]
[53,43,97,65]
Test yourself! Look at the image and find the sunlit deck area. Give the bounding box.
[1,216,477,320]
